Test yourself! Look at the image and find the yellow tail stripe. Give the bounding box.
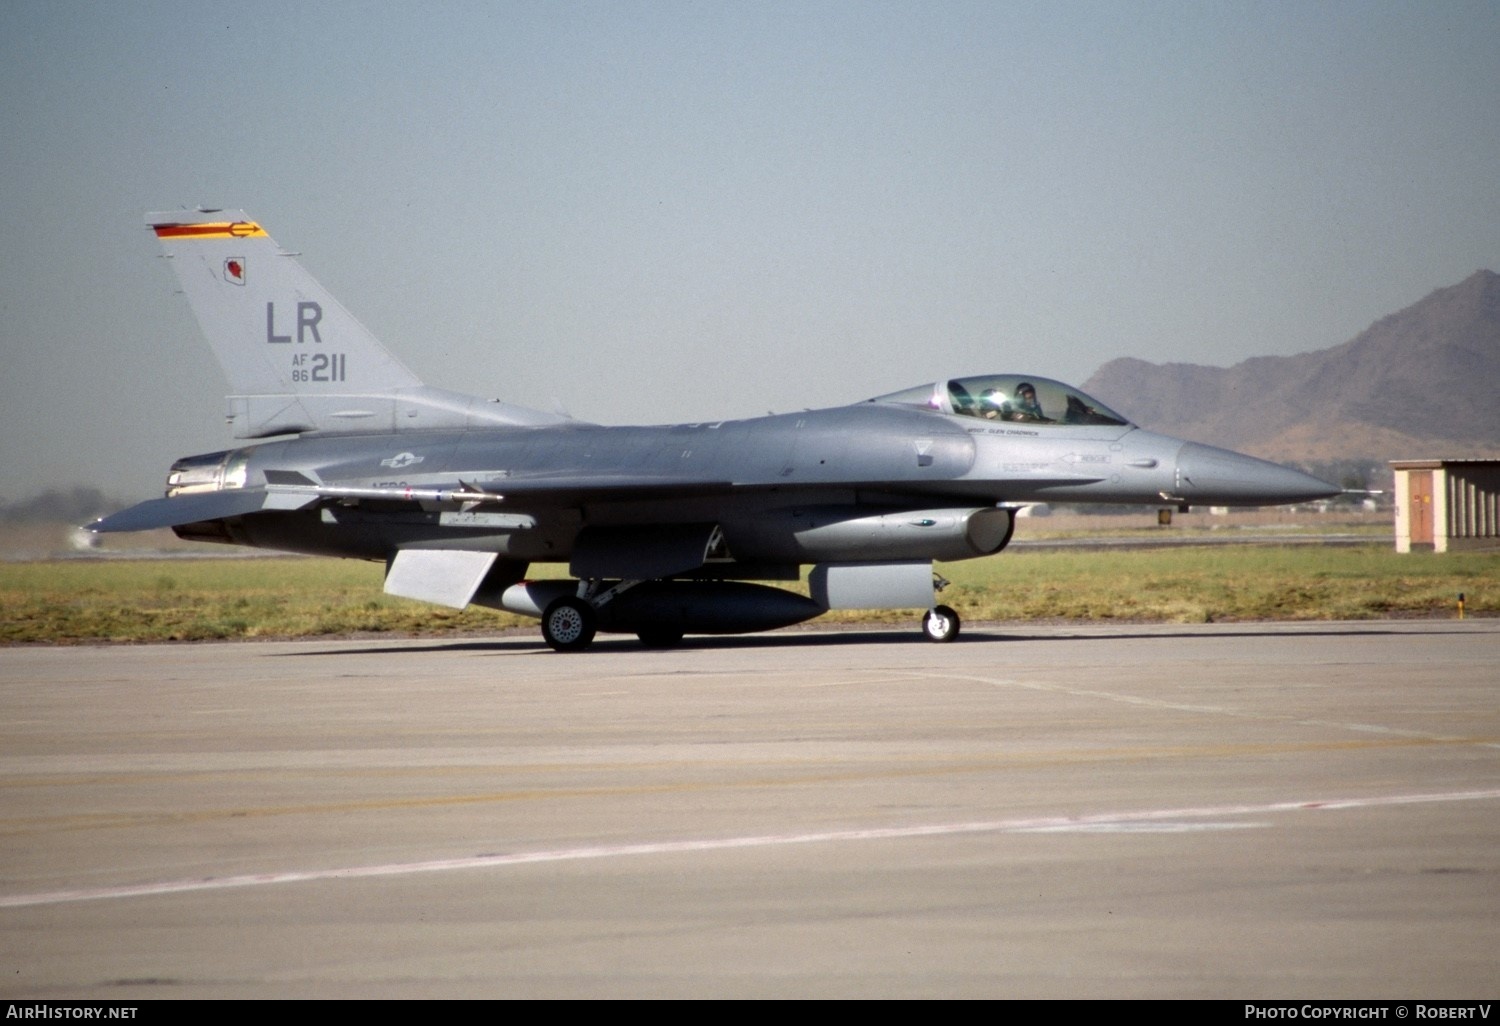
[153,221,267,240]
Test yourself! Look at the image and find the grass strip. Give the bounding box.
[1,545,1492,644]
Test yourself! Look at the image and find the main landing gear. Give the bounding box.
[541,580,674,653]
[540,596,596,652]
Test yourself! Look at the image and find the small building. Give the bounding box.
[1390,459,1500,553]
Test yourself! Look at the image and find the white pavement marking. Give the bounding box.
[3,788,1498,910]
[928,671,1500,748]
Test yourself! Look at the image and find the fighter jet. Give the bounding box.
[92,209,1339,650]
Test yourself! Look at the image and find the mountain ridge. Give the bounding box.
[1082,270,1500,462]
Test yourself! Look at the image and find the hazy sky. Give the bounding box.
[3,0,1498,501]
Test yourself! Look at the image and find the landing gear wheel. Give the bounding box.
[922,604,960,643]
[636,628,685,648]
[541,597,596,652]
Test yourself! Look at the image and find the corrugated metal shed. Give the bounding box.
[1390,459,1500,552]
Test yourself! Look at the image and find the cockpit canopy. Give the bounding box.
[869,375,1131,427]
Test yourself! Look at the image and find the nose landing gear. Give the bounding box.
[922,604,960,643]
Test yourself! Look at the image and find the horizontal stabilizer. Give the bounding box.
[88,489,302,533]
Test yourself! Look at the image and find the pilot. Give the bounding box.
[1006,382,1050,422]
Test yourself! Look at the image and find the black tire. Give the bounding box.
[922,604,960,643]
[541,597,596,652]
[636,628,685,648]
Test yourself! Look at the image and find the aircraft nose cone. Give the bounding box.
[1175,442,1340,506]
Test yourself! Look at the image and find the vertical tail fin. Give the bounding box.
[147,209,561,437]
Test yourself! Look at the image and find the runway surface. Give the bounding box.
[2,620,1497,998]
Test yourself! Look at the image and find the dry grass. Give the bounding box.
[2,540,1491,644]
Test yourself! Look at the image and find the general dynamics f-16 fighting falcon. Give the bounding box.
[92,209,1338,650]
